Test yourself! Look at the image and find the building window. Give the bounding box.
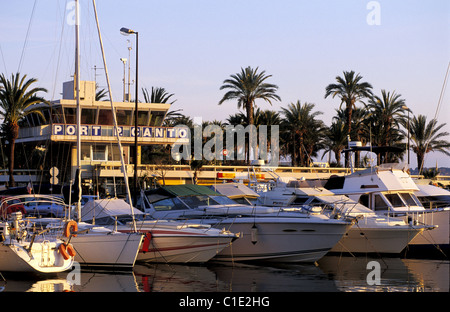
[138,110,149,126]
[116,109,132,126]
[149,111,165,126]
[52,107,64,123]
[98,109,113,125]
[81,108,97,124]
[92,145,107,161]
[64,107,76,124]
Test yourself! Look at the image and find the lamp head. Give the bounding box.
[120,27,135,35]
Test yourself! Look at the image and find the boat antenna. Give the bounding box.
[92,0,137,232]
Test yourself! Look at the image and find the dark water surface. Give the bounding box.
[1,255,448,293]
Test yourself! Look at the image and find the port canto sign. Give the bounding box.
[52,124,189,140]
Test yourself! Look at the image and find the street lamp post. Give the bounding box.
[121,27,139,206]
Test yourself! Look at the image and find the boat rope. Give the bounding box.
[354,222,388,267]
[406,230,448,259]
[17,0,37,73]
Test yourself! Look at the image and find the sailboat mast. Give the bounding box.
[92,0,137,232]
[75,0,82,222]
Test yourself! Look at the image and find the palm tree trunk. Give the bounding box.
[346,106,352,168]
[8,138,16,187]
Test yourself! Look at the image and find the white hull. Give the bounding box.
[207,217,352,262]
[71,232,143,270]
[136,231,234,263]
[117,221,236,263]
[0,240,73,273]
[330,225,424,254]
[404,209,449,246]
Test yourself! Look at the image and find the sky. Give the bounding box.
[0,0,449,169]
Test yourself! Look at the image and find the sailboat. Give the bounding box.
[31,0,144,270]
[0,205,74,273]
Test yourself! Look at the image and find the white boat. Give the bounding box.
[412,182,450,257]
[15,194,143,270]
[253,179,431,254]
[220,181,430,254]
[0,210,74,273]
[80,198,237,263]
[141,185,353,263]
[324,162,447,256]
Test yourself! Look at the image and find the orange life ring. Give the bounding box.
[59,243,76,260]
[64,220,78,238]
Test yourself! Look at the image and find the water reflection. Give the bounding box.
[0,256,448,292]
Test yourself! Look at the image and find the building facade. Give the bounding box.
[12,80,188,196]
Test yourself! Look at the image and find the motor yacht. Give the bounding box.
[141,185,353,263]
[324,163,447,257]
[252,179,431,254]
[80,198,238,263]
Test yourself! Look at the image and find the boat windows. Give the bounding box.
[385,194,405,208]
[209,196,237,205]
[399,193,420,207]
[180,195,214,209]
[374,194,389,211]
[358,194,369,208]
[292,197,309,205]
[152,197,186,211]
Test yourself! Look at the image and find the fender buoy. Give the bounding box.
[59,243,76,260]
[141,232,152,253]
[64,220,78,238]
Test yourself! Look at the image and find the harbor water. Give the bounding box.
[1,255,448,293]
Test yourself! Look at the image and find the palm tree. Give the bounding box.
[333,107,370,167]
[142,87,176,104]
[0,73,49,186]
[322,120,347,166]
[366,90,407,164]
[281,101,325,167]
[409,114,450,173]
[219,66,281,162]
[190,160,204,184]
[95,83,109,101]
[324,70,373,166]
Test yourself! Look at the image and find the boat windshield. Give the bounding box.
[384,193,405,208]
[209,195,237,205]
[152,197,187,211]
[399,192,421,207]
[179,195,237,208]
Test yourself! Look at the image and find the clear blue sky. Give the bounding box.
[1,0,449,169]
